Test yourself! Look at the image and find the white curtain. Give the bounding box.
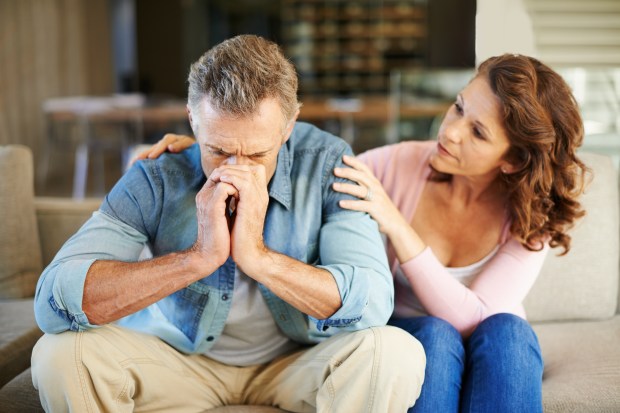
[0,0,113,183]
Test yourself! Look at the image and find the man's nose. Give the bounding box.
[226,156,250,165]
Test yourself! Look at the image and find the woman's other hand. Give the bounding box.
[130,134,196,165]
[333,154,426,262]
[333,155,407,236]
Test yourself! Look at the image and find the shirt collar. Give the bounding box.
[267,139,292,210]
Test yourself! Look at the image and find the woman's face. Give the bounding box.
[430,76,515,179]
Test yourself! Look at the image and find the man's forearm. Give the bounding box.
[245,249,342,320]
[83,250,215,325]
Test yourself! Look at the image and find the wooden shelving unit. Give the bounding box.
[282,0,429,97]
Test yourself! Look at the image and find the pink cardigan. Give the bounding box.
[358,141,548,336]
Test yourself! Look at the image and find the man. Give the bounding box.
[32,35,424,412]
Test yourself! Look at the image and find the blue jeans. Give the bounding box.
[389,313,543,413]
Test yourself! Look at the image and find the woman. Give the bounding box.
[137,54,587,412]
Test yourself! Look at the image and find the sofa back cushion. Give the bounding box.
[525,152,619,322]
[34,197,101,266]
[0,145,43,298]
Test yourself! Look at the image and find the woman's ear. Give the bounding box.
[500,162,517,174]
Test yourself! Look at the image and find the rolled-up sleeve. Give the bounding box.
[314,210,393,331]
[34,212,149,333]
[305,141,393,332]
[34,162,158,334]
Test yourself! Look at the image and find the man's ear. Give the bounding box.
[187,105,198,135]
[282,109,300,143]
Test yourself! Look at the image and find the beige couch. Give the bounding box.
[0,144,619,412]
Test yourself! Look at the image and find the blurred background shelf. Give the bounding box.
[282,0,430,97]
[17,0,620,199]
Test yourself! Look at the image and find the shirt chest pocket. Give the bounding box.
[180,282,210,305]
[306,241,319,265]
[159,283,210,341]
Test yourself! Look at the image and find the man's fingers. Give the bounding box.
[213,164,265,175]
[209,164,267,187]
[203,180,237,198]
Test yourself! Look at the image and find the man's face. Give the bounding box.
[189,98,295,182]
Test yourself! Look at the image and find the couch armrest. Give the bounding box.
[34,197,101,267]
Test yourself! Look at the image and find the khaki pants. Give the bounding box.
[32,324,425,413]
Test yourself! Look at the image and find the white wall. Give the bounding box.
[475,0,537,64]
[476,0,620,163]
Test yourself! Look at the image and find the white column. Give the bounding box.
[475,0,538,64]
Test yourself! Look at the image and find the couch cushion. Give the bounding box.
[0,368,43,413]
[207,407,290,413]
[0,299,42,388]
[534,316,620,413]
[525,152,619,322]
[0,145,43,299]
[34,197,101,266]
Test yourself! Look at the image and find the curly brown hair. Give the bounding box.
[477,54,589,254]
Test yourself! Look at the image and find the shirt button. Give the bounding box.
[206,336,214,342]
[221,294,229,301]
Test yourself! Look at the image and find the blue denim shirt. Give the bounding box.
[34,122,393,354]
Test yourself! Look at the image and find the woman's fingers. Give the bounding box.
[148,134,184,157]
[131,147,151,162]
[334,155,377,186]
[338,199,369,212]
[334,165,367,185]
[168,135,196,152]
[342,154,372,173]
[334,155,383,203]
[130,134,194,166]
[133,135,175,162]
[333,182,368,200]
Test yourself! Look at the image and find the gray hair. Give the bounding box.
[187,35,301,126]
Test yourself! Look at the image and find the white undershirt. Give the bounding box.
[204,267,299,366]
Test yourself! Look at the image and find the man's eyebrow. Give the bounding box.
[250,150,272,157]
[204,144,230,154]
[204,143,272,157]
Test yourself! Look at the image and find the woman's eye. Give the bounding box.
[454,102,463,114]
[473,128,484,140]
